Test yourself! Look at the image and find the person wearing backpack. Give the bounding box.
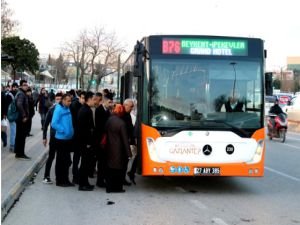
[5,83,18,152]
[14,80,30,160]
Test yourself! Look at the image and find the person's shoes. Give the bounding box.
[65,181,75,187]
[123,180,131,186]
[96,181,106,188]
[56,181,75,187]
[72,177,79,185]
[127,172,136,185]
[79,185,94,191]
[42,177,53,184]
[9,146,14,152]
[15,155,31,160]
[106,189,126,193]
[56,183,69,187]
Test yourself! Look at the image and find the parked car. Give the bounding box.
[286,95,300,122]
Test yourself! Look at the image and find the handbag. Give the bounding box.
[1,119,8,132]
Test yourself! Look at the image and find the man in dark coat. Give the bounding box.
[15,80,30,160]
[94,92,114,187]
[105,104,132,193]
[77,91,95,191]
[70,91,86,184]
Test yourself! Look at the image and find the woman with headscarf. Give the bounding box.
[104,104,132,193]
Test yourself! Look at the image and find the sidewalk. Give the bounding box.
[1,115,48,221]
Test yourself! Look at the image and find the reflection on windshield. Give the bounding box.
[150,59,262,129]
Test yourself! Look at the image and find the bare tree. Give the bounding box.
[62,30,89,89]
[62,27,126,91]
[86,27,105,91]
[1,0,18,39]
[94,31,125,91]
[55,53,67,83]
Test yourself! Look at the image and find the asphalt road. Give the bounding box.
[2,132,300,225]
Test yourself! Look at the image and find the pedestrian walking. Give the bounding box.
[32,88,39,111]
[51,93,74,187]
[77,91,95,191]
[104,104,132,193]
[25,87,35,137]
[38,87,52,130]
[42,93,62,184]
[14,80,31,160]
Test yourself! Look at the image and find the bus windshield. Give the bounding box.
[149,58,263,130]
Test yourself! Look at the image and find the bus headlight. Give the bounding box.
[247,139,264,164]
[146,138,165,163]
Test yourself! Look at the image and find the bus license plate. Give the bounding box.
[194,167,220,175]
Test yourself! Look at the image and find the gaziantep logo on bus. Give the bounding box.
[202,145,212,155]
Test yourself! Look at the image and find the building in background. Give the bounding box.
[269,56,300,93]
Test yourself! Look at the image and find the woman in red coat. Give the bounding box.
[104,104,132,193]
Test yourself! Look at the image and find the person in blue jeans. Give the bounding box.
[51,93,74,187]
[5,83,18,151]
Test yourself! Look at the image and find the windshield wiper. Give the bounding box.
[158,126,198,136]
[202,119,249,137]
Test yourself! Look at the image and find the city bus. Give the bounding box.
[120,35,266,177]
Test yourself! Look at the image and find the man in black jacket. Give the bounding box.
[95,92,114,187]
[42,93,62,184]
[70,91,86,184]
[77,91,95,191]
[15,80,30,160]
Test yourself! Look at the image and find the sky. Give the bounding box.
[7,0,300,70]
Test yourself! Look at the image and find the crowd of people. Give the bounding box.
[1,80,137,193]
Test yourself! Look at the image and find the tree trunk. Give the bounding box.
[80,67,85,90]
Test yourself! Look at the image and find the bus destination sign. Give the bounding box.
[162,38,248,56]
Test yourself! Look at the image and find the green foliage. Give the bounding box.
[273,79,281,89]
[1,36,39,74]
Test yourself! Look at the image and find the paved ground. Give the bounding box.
[1,114,48,220]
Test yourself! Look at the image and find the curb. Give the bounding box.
[1,150,48,221]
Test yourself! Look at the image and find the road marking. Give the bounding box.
[285,137,300,141]
[284,143,300,150]
[265,166,300,182]
[211,218,229,225]
[190,199,207,209]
